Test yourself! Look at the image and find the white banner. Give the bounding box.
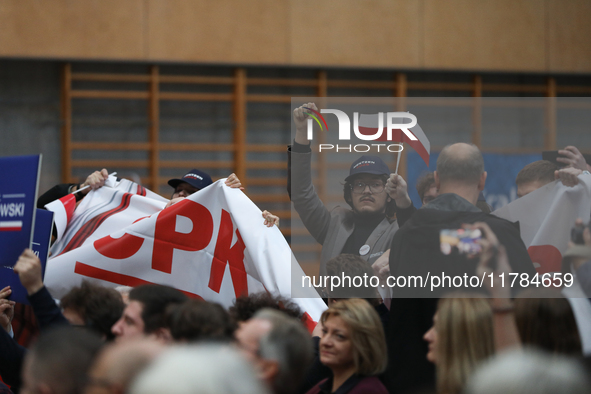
[492,174,591,274]
[45,177,325,327]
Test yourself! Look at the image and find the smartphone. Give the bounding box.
[440,228,482,256]
[542,151,567,168]
[542,150,591,168]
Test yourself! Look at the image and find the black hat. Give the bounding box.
[345,156,391,182]
[168,169,213,191]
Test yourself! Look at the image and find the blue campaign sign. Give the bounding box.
[406,151,541,211]
[0,155,42,301]
[481,153,541,210]
[4,209,54,305]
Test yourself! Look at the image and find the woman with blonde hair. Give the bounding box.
[306,298,388,394]
[424,295,495,394]
[423,222,523,394]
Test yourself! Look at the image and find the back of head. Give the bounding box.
[436,143,484,187]
[321,298,387,376]
[253,309,313,394]
[514,288,581,356]
[325,254,380,303]
[60,280,124,341]
[167,299,235,342]
[229,292,301,324]
[90,338,166,393]
[129,284,188,334]
[416,171,436,201]
[516,160,557,187]
[436,295,495,394]
[23,326,103,394]
[130,344,270,394]
[464,348,591,394]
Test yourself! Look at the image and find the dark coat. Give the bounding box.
[384,193,536,393]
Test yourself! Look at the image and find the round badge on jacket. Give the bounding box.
[359,244,370,256]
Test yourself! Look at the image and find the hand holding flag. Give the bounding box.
[73,170,117,195]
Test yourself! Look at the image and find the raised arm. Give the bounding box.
[472,222,521,352]
[37,168,109,208]
[14,249,69,329]
[289,103,332,244]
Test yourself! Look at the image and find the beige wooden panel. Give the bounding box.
[0,0,145,59]
[2,0,591,73]
[548,0,591,73]
[147,0,289,63]
[423,0,546,71]
[289,0,421,68]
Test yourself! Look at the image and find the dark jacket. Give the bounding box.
[288,144,415,275]
[384,193,536,393]
[37,183,79,209]
[306,375,388,394]
[0,287,69,393]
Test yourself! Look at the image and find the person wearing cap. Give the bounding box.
[289,103,416,276]
[38,168,241,208]
[167,168,245,199]
[168,169,216,199]
[166,169,280,227]
[38,168,278,227]
[164,169,239,209]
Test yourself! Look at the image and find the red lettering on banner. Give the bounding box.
[528,245,562,274]
[74,262,203,299]
[152,199,214,274]
[208,209,248,298]
[94,233,145,260]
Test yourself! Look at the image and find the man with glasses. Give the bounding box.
[289,103,415,276]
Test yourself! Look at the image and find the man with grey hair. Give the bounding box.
[234,308,313,394]
[384,143,536,394]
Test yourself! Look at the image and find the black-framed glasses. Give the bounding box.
[350,181,385,194]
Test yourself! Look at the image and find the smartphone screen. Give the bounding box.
[440,228,482,255]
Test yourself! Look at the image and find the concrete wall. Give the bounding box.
[0,60,61,193]
[1,0,590,73]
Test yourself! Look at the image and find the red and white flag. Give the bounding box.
[44,193,76,241]
[492,174,591,274]
[44,178,325,328]
[357,113,431,166]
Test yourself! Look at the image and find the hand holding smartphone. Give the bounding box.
[440,228,482,256]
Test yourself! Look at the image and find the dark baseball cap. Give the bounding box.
[168,169,213,191]
[345,155,391,182]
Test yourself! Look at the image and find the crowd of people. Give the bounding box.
[1,102,591,393]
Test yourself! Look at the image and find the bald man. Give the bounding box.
[384,143,536,393]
